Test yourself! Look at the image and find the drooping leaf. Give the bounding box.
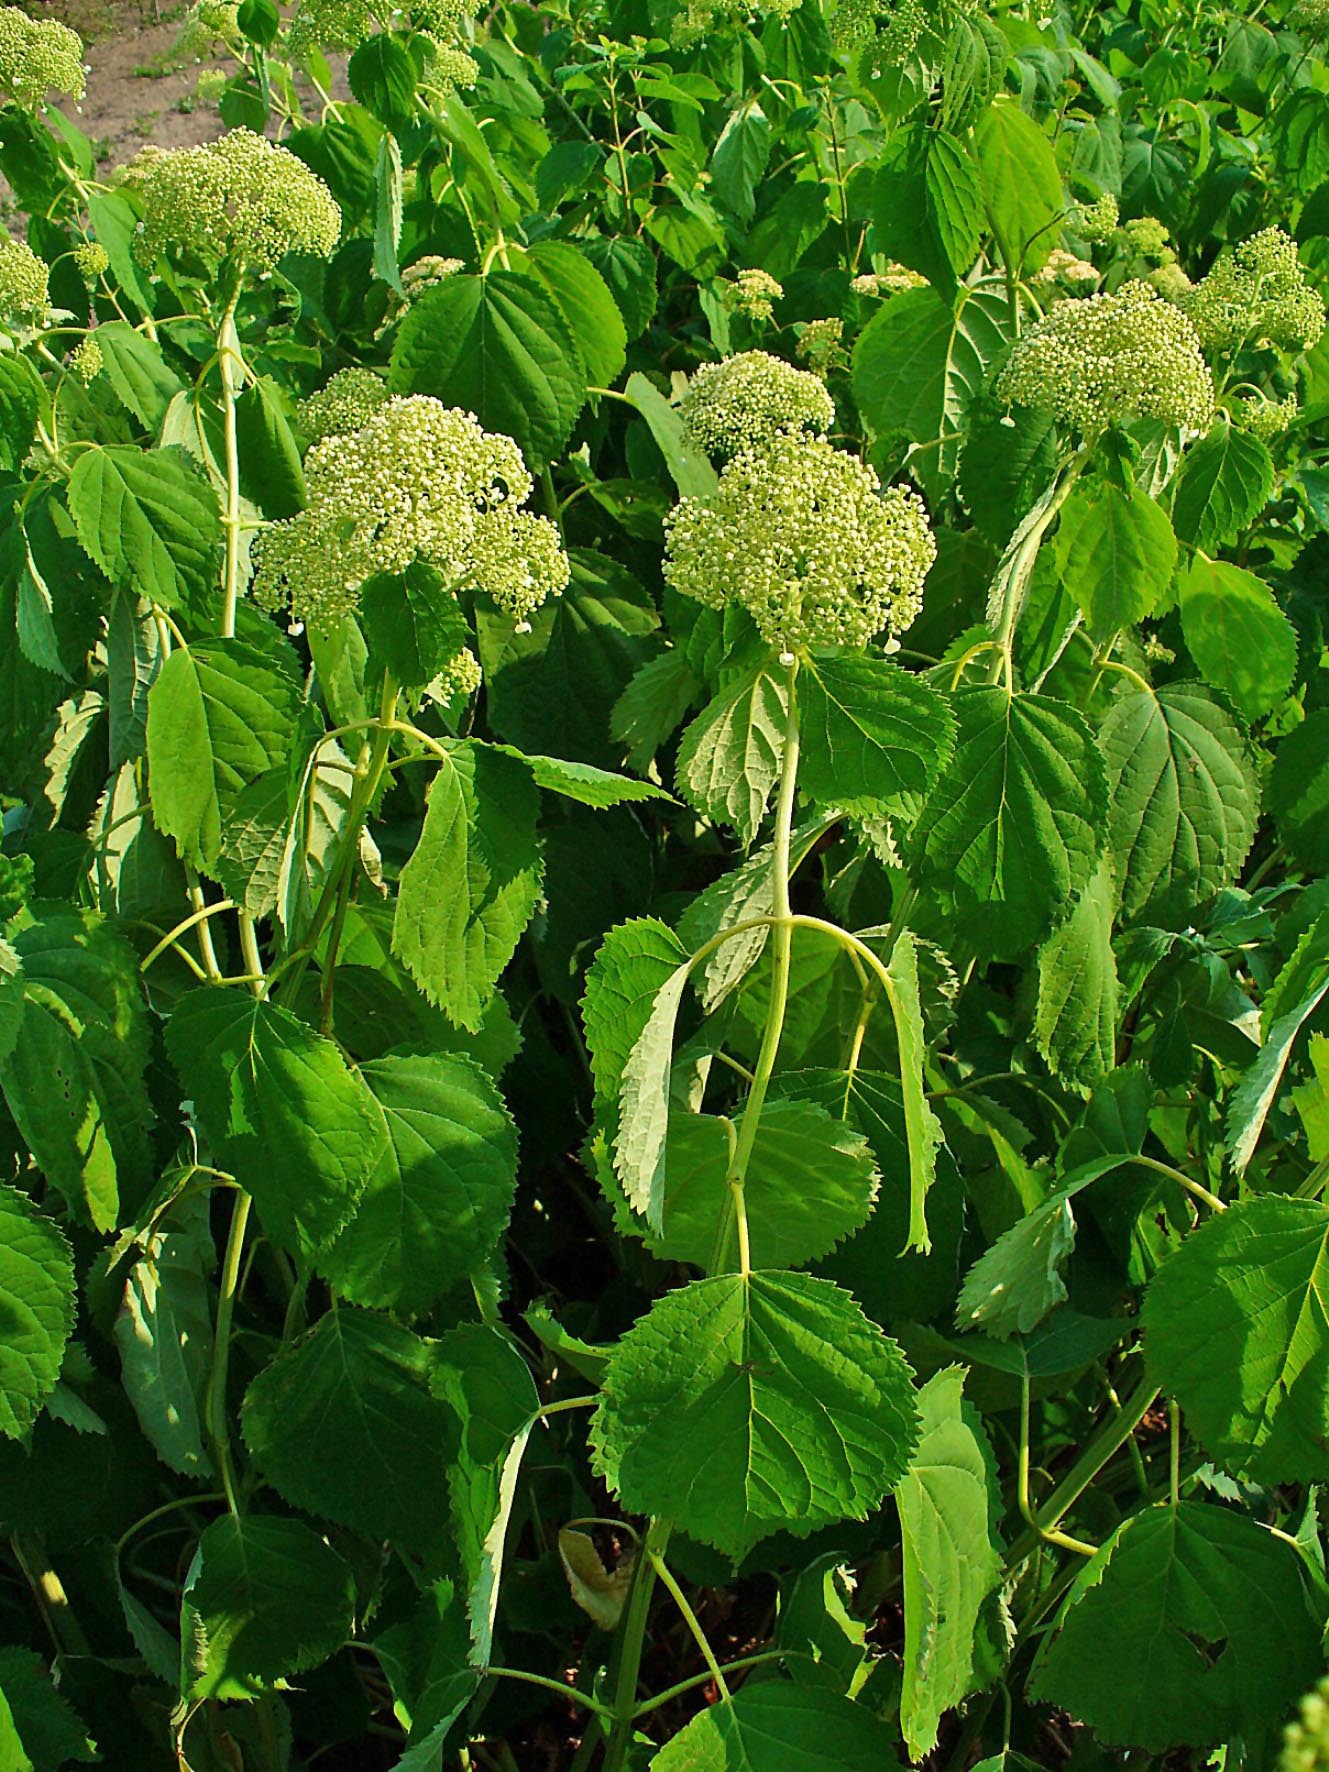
[166,989,386,1258]
[798,654,954,811]
[613,953,693,1230]
[649,1683,899,1771]
[0,1647,95,1768]
[1225,914,1329,1174]
[710,98,771,225]
[66,445,221,612]
[582,917,690,1122]
[592,1271,919,1557]
[113,1189,213,1476]
[1034,858,1119,1093]
[1177,554,1297,721]
[430,1325,540,1664]
[620,370,719,499]
[393,740,543,1032]
[912,688,1107,957]
[181,1514,355,1701]
[676,661,788,846]
[1030,1502,1320,1750]
[896,1367,1003,1760]
[242,1307,457,1559]
[0,1186,75,1443]
[317,1052,518,1315]
[1098,682,1260,925]
[1143,1195,1329,1483]
[884,930,947,1256]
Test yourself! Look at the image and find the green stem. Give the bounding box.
[632,1650,790,1720]
[208,1189,253,1516]
[217,286,245,641]
[603,1516,673,1772]
[648,1550,729,1700]
[485,1667,613,1719]
[319,676,399,1034]
[722,659,801,1270]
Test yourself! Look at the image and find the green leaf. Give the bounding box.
[1056,480,1177,641]
[348,32,417,131]
[234,376,307,520]
[0,1690,31,1772]
[592,1270,918,1557]
[360,562,469,693]
[912,688,1107,957]
[613,952,693,1231]
[1143,1195,1329,1483]
[522,753,671,808]
[649,1683,899,1771]
[0,1647,95,1768]
[1294,1034,1329,1161]
[537,139,602,212]
[971,96,1064,274]
[393,740,543,1032]
[0,940,21,1070]
[0,910,151,1231]
[852,285,1012,504]
[145,637,306,872]
[621,369,719,499]
[958,400,1058,549]
[181,1514,355,1701]
[1170,419,1273,553]
[582,916,690,1192]
[1030,1501,1320,1749]
[632,1099,877,1269]
[317,1052,518,1315]
[242,1307,457,1558]
[676,661,788,846]
[431,1325,540,1663]
[1034,858,1119,1093]
[113,1190,213,1476]
[105,595,163,766]
[520,239,627,389]
[1099,682,1260,924]
[166,989,386,1257]
[885,930,947,1255]
[1270,708,1329,872]
[0,354,41,472]
[1177,554,1297,721]
[477,547,662,771]
[389,269,586,472]
[93,321,184,432]
[798,654,954,811]
[1226,915,1329,1174]
[66,445,221,611]
[710,99,771,225]
[874,125,983,293]
[580,234,657,340]
[896,1367,1003,1760]
[373,130,404,294]
[0,1186,75,1442]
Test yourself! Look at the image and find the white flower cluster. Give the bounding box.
[69,337,102,383]
[73,242,108,281]
[1281,1675,1329,1771]
[287,0,472,51]
[298,367,389,444]
[0,238,47,321]
[1068,193,1118,242]
[128,129,341,274]
[0,6,84,107]
[852,264,925,297]
[680,351,835,459]
[401,255,465,298]
[1182,227,1326,355]
[997,279,1214,435]
[665,435,935,652]
[253,395,569,629]
[723,267,783,322]
[1234,390,1299,442]
[796,317,845,375]
[1120,216,1172,262]
[1037,249,1099,286]
[430,646,482,702]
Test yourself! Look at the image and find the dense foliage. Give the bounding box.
[3,0,1329,1764]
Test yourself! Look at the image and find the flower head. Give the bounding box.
[664,435,935,652]
[723,268,783,322]
[1294,0,1329,38]
[0,7,85,106]
[73,241,109,281]
[997,279,1214,435]
[288,0,471,51]
[1121,216,1172,262]
[1234,390,1299,442]
[1281,1674,1329,1770]
[681,351,835,459]
[430,646,482,702]
[1147,261,1192,300]
[1068,193,1118,242]
[796,317,845,376]
[1182,227,1326,355]
[69,337,102,383]
[422,37,477,90]
[0,239,48,321]
[401,255,465,298]
[253,394,569,629]
[1036,248,1099,286]
[128,128,341,274]
[298,367,389,444]
[852,264,926,297]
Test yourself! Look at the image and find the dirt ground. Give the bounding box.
[24,0,238,164]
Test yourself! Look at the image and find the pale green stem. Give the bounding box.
[217,287,245,641]
[208,1190,253,1516]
